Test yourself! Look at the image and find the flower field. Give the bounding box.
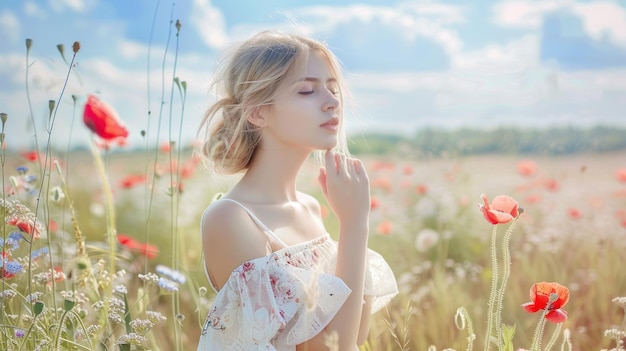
[1,141,625,350]
[1,37,625,351]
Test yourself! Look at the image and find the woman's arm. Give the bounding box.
[357,296,373,345]
[297,151,371,350]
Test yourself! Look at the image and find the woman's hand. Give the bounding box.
[318,150,370,226]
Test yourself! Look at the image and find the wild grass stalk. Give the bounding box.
[455,307,476,351]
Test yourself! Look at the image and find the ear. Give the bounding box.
[246,106,268,128]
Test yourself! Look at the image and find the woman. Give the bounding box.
[196,30,397,350]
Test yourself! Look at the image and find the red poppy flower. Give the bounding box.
[22,150,40,162]
[119,174,147,189]
[117,234,158,259]
[402,165,413,176]
[160,142,172,153]
[117,233,141,250]
[47,266,66,286]
[615,168,626,183]
[517,159,538,177]
[180,160,198,179]
[377,220,393,235]
[416,184,428,195]
[479,194,519,225]
[83,95,129,140]
[371,177,392,192]
[525,194,542,204]
[1,267,14,279]
[370,196,380,210]
[522,281,570,323]
[48,220,59,233]
[567,207,583,220]
[139,243,159,259]
[1,250,15,279]
[543,178,560,192]
[370,161,396,171]
[7,217,41,240]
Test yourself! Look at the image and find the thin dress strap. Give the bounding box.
[218,198,290,248]
[202,198,290,292]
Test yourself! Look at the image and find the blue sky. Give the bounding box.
[1,0,626,149]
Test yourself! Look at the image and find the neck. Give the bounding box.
[232,145,313,204]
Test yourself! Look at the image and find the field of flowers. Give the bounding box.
[1,37,625,351]
[1,136,625,350]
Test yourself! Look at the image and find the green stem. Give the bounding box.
[89,141,117,286]
[559,328,572,351]
[159,4,183,349]
[544,322,562,351]
[495,218,519,349]
[484,225,499,351]
[141,0,162,275]
[530,312,547,351]
[17,314,39,351]
[531,294,558,351]
[456,307,476,351]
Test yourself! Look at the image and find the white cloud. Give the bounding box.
[493,0,570,29]
[0,10,20,43]
[117,40,152,61]
[401,2,466,24]
[494,0,626,47]
[572,2,626,47]
[292,3,465,55]
[24,1,47,18]
[190,0,229,50]
[345,65,626,133]
[452,34,540,71]
[48,0,92,13]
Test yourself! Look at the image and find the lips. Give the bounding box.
[320,117,339,128]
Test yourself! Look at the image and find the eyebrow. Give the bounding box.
[301,77,337,83]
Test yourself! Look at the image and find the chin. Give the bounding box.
[321,139,338,150]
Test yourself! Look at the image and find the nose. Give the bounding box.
[323,90,340,112]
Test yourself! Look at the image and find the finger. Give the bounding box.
[324,150,336,175]
[344,156,354,176]
[336,153,348,175]
[318,167,328,196]
[355,159,369,181]
[353,158,364,175]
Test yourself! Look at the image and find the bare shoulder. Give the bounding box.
[201,200,269,289]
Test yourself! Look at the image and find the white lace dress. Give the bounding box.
[197,200,398,351]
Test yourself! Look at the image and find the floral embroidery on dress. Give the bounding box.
[197,234,398,351]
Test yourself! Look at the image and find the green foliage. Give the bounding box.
[501,324,515,351]
[348,126,626,156]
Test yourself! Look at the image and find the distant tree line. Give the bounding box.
[348,125,626,156]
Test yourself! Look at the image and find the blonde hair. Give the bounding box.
[197,30,350,174]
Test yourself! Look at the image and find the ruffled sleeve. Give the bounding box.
[364,248,399,313]
[198,254,351,350]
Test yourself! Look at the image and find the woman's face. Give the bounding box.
[260,51,341,153]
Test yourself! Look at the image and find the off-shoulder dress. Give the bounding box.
[197,199,398,350]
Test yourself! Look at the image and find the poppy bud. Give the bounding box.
[57,44,65,58]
